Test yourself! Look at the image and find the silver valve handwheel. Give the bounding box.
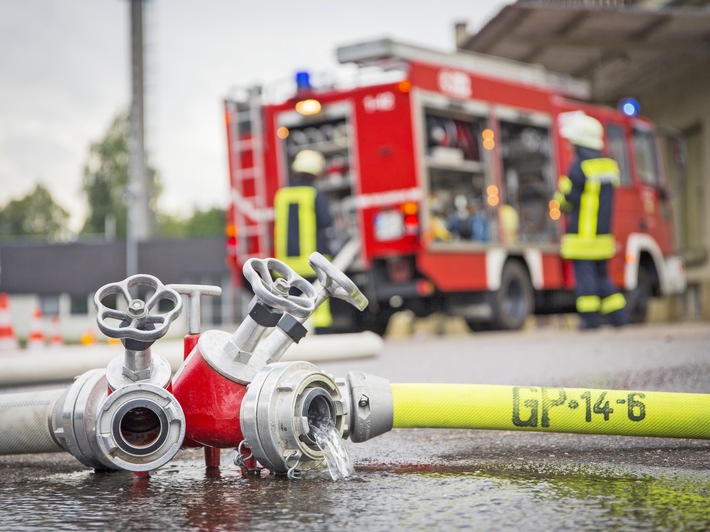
[243,258,317,318]
[308,252,368,311]
[94,274,183,342]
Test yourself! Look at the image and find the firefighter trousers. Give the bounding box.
[573,259,628,329]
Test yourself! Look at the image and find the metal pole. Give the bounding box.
[127,0,150,275]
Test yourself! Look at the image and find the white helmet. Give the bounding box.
[558,111,604,150]
[292,149,326,176]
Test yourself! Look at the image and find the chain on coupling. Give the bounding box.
[233,440,263,476]
[285,451,303,480]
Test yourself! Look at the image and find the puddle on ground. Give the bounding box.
[1,454,709,530]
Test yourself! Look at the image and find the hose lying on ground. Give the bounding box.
[392,383,710,439]
[0,389,65,454]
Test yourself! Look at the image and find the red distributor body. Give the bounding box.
[172,347,247,449]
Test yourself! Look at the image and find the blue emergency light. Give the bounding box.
[619,97,640,117]
[295,71,312,91]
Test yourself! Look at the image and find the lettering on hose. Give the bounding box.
[512,387,647,428]
[512,386,538,427]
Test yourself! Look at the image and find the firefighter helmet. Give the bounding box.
[558,111,604,150]
[292,149,326,176]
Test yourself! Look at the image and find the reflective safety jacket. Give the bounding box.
[274,179,333,276]
[555,147,620,260]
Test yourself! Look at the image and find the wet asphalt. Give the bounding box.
[0,320,709,530]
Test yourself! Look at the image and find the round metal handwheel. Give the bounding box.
[243,258,317,318]
[308,252,368,311]
[94,274,183,343]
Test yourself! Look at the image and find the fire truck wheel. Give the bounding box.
[626,265,652,324]
[490,261,533,331]
[361,307,395,337]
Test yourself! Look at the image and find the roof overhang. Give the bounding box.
[458,4,710,104]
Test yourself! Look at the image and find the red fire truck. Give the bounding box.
[224,38,685,335]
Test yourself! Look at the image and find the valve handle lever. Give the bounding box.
[94,274,183,343]
[308,253,368,311]
[168,284,222,335]
[243,258,317,319]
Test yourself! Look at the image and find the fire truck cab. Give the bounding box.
[224,38,686,335]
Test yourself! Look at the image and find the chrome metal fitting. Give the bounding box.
[168,283,222,335]
[53,369,114,470]
[105,349,173,391]
[95,274,182,389]
[94,383,185,472]
[339,372,394,443]
[240,361,347,475]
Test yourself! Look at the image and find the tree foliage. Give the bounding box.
[81,112,162,237]
[157,207,226,238]
[0,184,70,241]
[82,111,225,240]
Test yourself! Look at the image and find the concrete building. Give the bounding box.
[0,237,239,344]
[456,0,710,318]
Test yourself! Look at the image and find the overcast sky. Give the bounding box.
[0,0,509,231]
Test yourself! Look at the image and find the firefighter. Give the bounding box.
[274,149,334,332]
[554,111,628,330]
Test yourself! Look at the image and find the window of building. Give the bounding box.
[70,294,89,315]
[40,294,60,317]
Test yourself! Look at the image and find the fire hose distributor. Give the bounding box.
[171,257,317,451]
[91,274,187,472]
[171,253,372,461]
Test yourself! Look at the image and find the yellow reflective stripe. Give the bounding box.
[579,180,600,238]
[601,293,626,315]
[558,175,573,194]
[560,234,616,260]
[312,299,333,328]
[576,295,601,313]
[274,186,317,275]
[553,191,571,212]
[581,158,620,186]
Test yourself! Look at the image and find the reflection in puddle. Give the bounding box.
[1,456,709,530]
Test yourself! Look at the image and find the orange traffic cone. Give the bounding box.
[80,330,96,346]
[0,293,18,351]
[49,315,65,348]
[27,308,45,350]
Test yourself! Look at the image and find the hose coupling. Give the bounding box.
[239,361,347,475]
[54,369,186,472]
[339,371,394,442]
[53,369,113,470]
[94,382,186,472]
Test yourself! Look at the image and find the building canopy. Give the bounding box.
[457,3,710,104]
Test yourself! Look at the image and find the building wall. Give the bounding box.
[635,54,710,318]
[0,237,244,346]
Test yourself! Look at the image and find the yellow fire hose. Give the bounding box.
[392,384,710,439]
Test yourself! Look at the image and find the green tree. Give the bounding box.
[0,184,70,241]
[81,112,161,237]
[156,207,226,238]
